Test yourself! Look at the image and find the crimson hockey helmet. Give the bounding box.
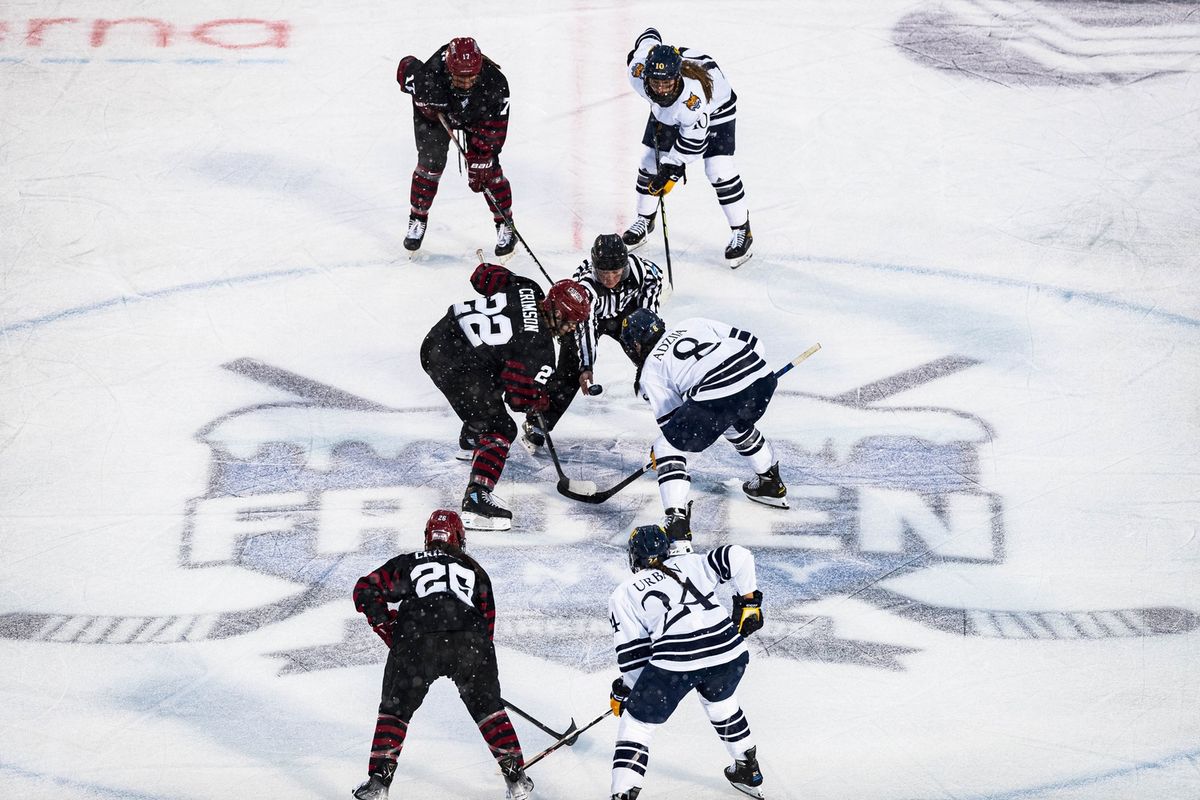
[446,37,483,77]
[425,509,466,550]
[543,279,591,324]
[628,524,671,572]
[591,233,630,279]
[620,308,666,362]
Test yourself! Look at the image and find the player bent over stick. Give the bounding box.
[619,308,788,536]
[421,262,590,530]
[607,524,767,799]
[351,510,535,800]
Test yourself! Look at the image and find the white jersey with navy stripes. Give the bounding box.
[609,545,757,683]
[571,254,663,371]
[627,30,736,168]
[639,317,771,424]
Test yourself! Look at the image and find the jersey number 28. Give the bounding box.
[411,561,476,606]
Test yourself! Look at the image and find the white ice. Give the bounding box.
[2,1,1198,799]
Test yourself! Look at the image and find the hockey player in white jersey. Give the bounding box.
[622,28,753,268]
[607,525,766,799]
[619,308,787,537]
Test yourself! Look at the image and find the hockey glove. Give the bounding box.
[467,154,499,193]
[731,590,764,637]
[471,262,512,295]
[501,360,550,413]
[396,55,421,92]
[370,608,398,649]
[610,677,631,716]
[647,162,684,197]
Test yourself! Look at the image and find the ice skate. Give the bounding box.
[611,791,641,800]
[520,418,546,457]
[495,221,517,261]
[725,216,753,269]
[621,213,656,251]
[742,463,788,508]
[724,746,764,798]
[500,755,535,800]
[352,774,390,800]
[457,428,478,462]
[404,214,427,256]
[461,483,513,531]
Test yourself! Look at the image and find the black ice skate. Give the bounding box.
[461,483,513,531]
[457,427,478,462]
[742,462,788,508]
[352,774,390,800]
[724,746,765,798]
[500,755,535,800]
[725,216,753,269]
[403,214,427,255]
[495,221,517,260]
[520,417,547,457]
[611,790,641,800]
[621,213,656,251]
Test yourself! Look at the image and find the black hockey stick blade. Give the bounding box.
[556,462,652,504]
[524,709,613,771]
[503,698,578,744]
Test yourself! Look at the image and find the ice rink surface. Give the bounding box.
[2,1,1199,798]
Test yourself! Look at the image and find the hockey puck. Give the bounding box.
[586,384,603,396]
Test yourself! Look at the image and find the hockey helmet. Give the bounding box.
[542,279,591,324]
[591,233,630,280]
[425,508,466,550]
[619,308,666,362]
[644,44,684,106]
[446,37,483,77]
[628,524,671,572]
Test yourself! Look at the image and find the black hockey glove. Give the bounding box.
[731,590,764,637]
[370,608,398,648]
[413,75,451,121]
[647,162,684,197]
[470,262,511,295]
[467,154,499,193]
[610,677,631,716]
[396,55,421,92]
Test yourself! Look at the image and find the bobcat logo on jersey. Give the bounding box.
[684,93,701,110]
[631,63,644,78]
[2,355,1194,673]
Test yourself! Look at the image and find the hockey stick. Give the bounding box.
[555,343,823,504]
[523,709,614,771]
[437,114,554,284]
[503,697,580,744]
[652,123,674,288]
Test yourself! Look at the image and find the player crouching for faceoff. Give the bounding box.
[608,525,766,800]
[421,261,591,530]
[351,510,534,800]
[619,307,788,537]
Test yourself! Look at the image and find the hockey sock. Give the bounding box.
[477,709,523,766]
[634,167,658,216]
[611,714,657,797]
[368,712,408,780]
[654,454,691,510]
[410,166,442,217]
[704,155,749,227]
[486,174,512,223]
[470,433,511,490]
[700,695,756,759]
[724,425,775,475]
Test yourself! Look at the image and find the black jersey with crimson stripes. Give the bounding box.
[354,548,496,640]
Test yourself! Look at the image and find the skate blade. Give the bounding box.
[625,238,649,253]
[461,512,513,531]
[727,251,753,270]
[454,449,473,462]
[494,250,515,265]
[744,492,789,509]
[729,782,765,799]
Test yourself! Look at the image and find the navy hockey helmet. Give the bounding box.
[644,44,684,106]
[425,508,466,550]
[628,524,671,572]
[620,308,666,362]
[446,37,483,77]
[590,233,629,279]
[543,279,591,324]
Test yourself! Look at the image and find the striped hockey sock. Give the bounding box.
[477,709,523,766]
[368,712,408,780]
[470,433,511,490]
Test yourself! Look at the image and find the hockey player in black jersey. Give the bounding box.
[351,509,534,800]
[607,524,766,799]
[395,37,517,257]
[519,234,664,455]
[421,262,591,530]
